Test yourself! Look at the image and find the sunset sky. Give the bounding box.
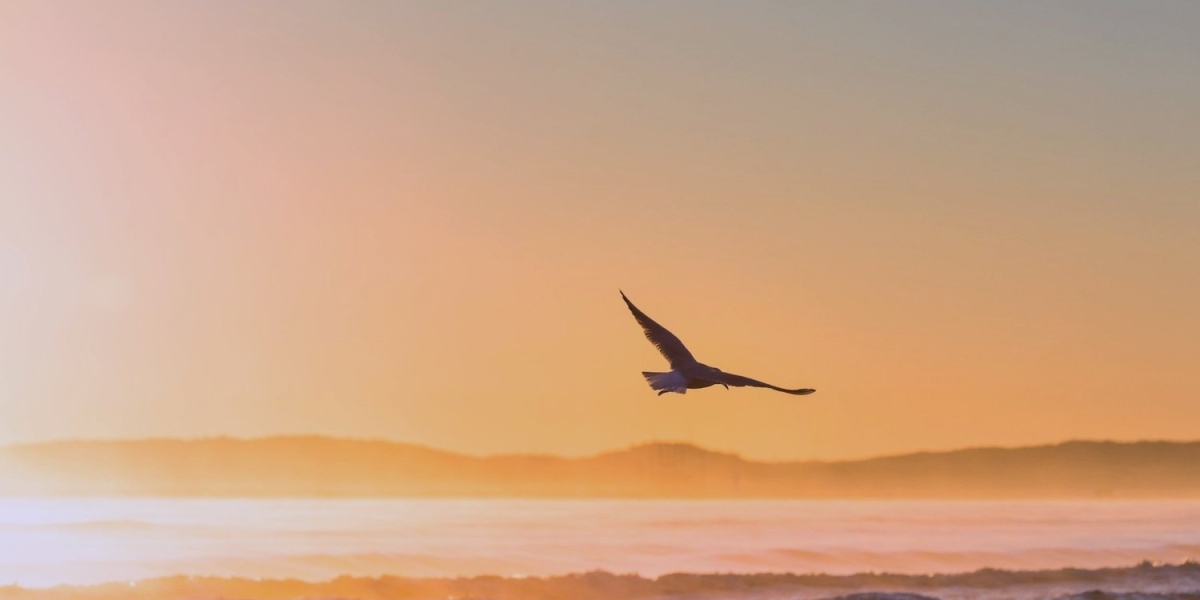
[2,1,1198,460]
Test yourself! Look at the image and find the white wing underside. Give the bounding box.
[643,371,688,394]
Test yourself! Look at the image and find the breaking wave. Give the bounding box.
[5,561,1200,600]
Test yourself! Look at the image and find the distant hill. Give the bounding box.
[3,436,1200,498]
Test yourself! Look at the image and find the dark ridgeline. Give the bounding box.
[2,436,1200,498]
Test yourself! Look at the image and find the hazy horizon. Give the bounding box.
[5,435,1200,500]
[8,431,1200,462]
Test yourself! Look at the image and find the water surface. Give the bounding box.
[2,499,1199,588]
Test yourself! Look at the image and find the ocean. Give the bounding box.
[2,499,1199,599]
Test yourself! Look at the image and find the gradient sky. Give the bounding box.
[2,1,1198,460]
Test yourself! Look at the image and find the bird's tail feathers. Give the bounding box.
[642,371,687,395]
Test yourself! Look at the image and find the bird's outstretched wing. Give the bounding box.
[696,370,815,396]
[620,291,696,368]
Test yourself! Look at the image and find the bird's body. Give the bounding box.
[641,366,724,394]
[621,291,816,396]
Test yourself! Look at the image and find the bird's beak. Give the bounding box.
[722,384,729,390]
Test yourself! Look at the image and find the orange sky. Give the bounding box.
[1,1,1198,460]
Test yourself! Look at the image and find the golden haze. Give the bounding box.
[1,2,1198,460]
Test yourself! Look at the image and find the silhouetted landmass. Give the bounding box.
[2,436,1200,498]
[4,562,1200,600]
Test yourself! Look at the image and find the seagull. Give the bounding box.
[621,291,816,396]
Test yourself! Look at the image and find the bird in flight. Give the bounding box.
[620,291,816,396]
